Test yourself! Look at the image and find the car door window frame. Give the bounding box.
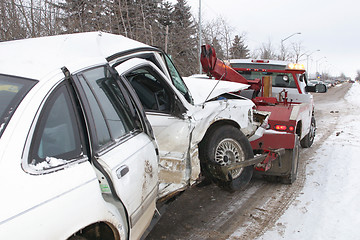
[26,81,89,174]
[72,65,146,154]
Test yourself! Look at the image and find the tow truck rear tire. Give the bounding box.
[199,125,254,192]
[281,136,300,184]
[300,116,316,148]
[262,136,299,184]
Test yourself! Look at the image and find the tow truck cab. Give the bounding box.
[229,59,327,101]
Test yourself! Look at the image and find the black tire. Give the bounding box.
[199,125,254,192]
[300,116,316,148]
[262,136,300,184]
[281,136,300,184]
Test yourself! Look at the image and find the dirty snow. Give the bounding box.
[253,82,360,239]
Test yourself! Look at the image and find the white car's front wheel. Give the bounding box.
[199,125,254,192]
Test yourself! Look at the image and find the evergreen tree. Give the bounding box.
[56,0,109,33]
[107,0,162,45]
[155,1,173,51]
[230,35,250,59]
[168,0,197,76]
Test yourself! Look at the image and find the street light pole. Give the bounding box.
[305,49,320,79]
[280,32,301,60]
[281,32,302,43]
[316,56,326,80]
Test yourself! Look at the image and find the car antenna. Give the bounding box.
[202,59,227,108]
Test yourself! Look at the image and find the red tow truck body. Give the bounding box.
[200,45,326,181]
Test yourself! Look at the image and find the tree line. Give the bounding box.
[0,0,253,76]
[0,0,348,78]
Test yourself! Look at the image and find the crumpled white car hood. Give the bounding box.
[183,75,249,105]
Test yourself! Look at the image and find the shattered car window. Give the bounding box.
[163,54,193,104]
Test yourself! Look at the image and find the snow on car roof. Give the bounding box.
[0,32,149,80]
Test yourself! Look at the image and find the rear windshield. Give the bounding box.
[230,63,286,70]
[0,74,37,137]
[235,70,297,88]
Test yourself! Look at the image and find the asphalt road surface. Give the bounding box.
[144,83,352,240]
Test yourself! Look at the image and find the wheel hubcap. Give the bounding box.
[215,138,245,178]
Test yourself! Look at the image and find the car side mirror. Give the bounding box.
[299,74,304,82]
[305,83,327,93]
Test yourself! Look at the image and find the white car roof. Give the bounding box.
[0,32,149,80]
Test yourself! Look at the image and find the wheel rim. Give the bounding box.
[215,138,245,178]
[309,120,316,142]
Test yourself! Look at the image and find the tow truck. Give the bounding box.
[199,44,327,183]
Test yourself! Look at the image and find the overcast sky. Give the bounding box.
[183,0,359,79]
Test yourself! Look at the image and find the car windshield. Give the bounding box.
[0,74,36,137]
[163,53,193,104]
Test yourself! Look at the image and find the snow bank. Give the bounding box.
[345,82,360,107]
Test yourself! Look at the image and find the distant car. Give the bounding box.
[324,80,334,88]
[308,80,321,86]
[0,34,159,239]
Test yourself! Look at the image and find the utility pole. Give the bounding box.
[164,25,169,53]
[198,0,202,74]
[305,49,320,79]
[316,56,326,80]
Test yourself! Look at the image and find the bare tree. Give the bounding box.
[291,41,305,63]
[258,39,277,59]
[201,18,223,47]
[279,42,293,61]
[201,16,233,59]
[0,0,63,41]
[217,17,233,59]
[356,70,360,81]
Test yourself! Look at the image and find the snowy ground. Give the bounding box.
[256,82,360,239]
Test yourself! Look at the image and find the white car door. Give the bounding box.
[74,66,158,238]
[114,60,194,196]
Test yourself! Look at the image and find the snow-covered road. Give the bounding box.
[257,82,360,239]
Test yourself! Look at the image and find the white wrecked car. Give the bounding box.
[0,34,159,240]
[0,32,268,240]
[103,33,268,196]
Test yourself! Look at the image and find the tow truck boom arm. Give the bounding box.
[200,44,261,91]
